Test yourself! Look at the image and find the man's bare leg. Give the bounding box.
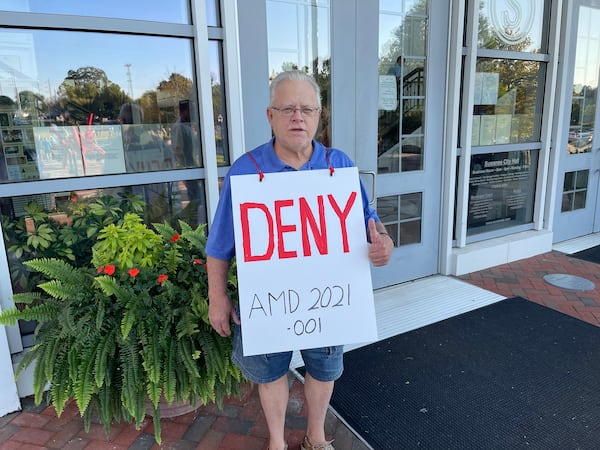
[304,373,334,445]
[258,374,289,450]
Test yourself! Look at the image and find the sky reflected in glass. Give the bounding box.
[0,0,190,24]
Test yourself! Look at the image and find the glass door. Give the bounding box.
[554,0,600,242]
[265,0,447,289]
[366,0,447,288]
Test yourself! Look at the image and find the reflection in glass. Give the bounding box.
[0,28,224,183]
[576,169,589,189]
[377,192,422,246]
[567,7,600,155]
[563,171,575,190]
[403,16,426,57]
[377,196,399,246]
[1,1,190,24]
[478,0,546,53]
[0,183,206,231]
[561,170,589,212]
[1,184,206,342]
[378,1,427,173]
[209,41,230,166]
[170,100,201,169]
[399,192,422,245]
[266,0,331,146]
[472,59,544,146]
[467,150,538,235]
[206,0,221,27]
[122,125,174,172]
[381,0,426,15]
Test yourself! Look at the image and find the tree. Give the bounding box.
[157,73,193,103]
[57,66,129,123]
[139,91,160,124]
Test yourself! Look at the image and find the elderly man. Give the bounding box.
[206,70,393,450]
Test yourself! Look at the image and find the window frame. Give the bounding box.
[0,1,244,353]
[453,0,558,246]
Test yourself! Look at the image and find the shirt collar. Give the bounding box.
[266,137,326,171]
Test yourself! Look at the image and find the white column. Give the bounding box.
[0,325,20,416]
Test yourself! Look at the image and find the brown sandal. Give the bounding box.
[301,435,335,450]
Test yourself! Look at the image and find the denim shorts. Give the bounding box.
[231,324,344,384]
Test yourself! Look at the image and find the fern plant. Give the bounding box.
[0,213,243,444]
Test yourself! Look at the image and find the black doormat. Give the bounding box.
[327,297,600,450]
[570,245,600,264]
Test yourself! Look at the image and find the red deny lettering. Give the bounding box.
[274,199,297,259]
[240,202,275,262]
[239,191,358,261]
[327,191,357,253]
[299,196,327,256]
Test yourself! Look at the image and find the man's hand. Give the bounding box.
[367,218,393,266]
[208,292,240,337]
[207,256,241,337]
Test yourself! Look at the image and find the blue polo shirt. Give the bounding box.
[206,138,379,261]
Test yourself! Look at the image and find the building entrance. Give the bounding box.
[353,0,447,288]
[554,0,600,242]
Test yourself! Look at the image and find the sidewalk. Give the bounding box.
[457,250,600,327]
[1,248,599,449]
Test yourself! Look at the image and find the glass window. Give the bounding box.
[209,41,230,166]
[1,183,206,234]
[478,0,547,53]
[561,170,589,212]
[266,0,331,146]
[206,0,221,27]
[472,58,545,146]
[458,1,550,242]
[2,184,206,292]
[566,6,600,155]
[378,2,428,174]
[0,29,203,182]
[0,1,190,24]
[377,192,422,246]
[2,183,206,344]
[467,150,538,235]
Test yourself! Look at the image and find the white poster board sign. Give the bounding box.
[231,167,378,356]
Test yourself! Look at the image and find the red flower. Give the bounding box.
[157,274,168,284]
[170,234,180,243]
[104,265,116,276]
[97,266,104,274]
[193,258,206,266]
[128,268,140,278]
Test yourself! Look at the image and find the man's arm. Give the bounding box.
[207,255,240,337]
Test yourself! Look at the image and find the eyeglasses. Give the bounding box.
[270,106,321,117]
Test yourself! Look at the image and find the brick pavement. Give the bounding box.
[2,249,599,449]
[457,250,600,327]
[0,372,367,450]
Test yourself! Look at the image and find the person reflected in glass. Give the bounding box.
[119,103,171,214]
[390,55,403,79]
[205,70,393,450]
[171,98,202,219]
[120,103,173,171]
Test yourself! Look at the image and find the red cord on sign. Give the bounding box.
[246,152,264,181]
[247,147,334,179]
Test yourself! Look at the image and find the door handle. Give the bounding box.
[359,170,376,206]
